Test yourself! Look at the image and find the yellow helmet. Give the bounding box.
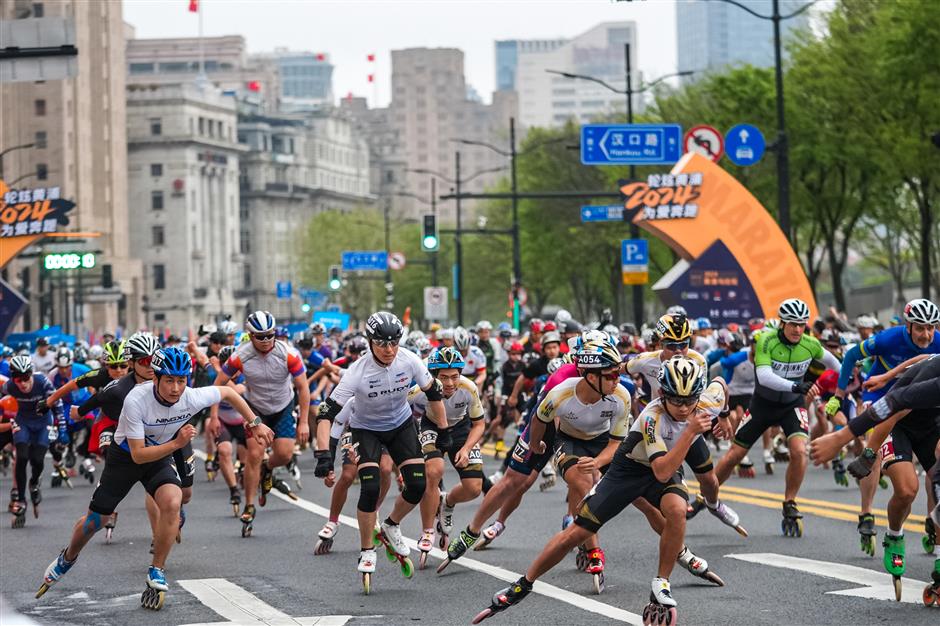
[659,355,706,398]
[574,338,623,370]
[655,314,692,343]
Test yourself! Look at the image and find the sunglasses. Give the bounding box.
[252,333,276,341]
[107,363,129,370]
[135,356,153,367]
[663,341,690,351]
[664,394,699,407]
[372,339,399,348]
[598,371,621,381]
[12,374,31,382]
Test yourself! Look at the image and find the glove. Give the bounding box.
[435,427,453,451]
[847,448,876,480]
[791,381,814,395]
[36,399,48,414]
[825,396,842,417]
[313,450,333,478]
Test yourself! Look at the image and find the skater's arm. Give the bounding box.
[217,386,274,447]
[834,343,864,396]
[290,362,311,446]
[44,378,78,406]
[865,354,932,390]
[127,425,197,464]
[649,411,712,482]
[863,412,903,454]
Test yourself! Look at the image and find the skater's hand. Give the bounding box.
[809,431,843,465]
[454,448,469,469]
[296,421,310,447]
[688,411,712,435]
[324,470,336,488]
[863,374,888,392]
[507,395,518,408]
[36,399,48,414]
[251,423,275,447]
[207,418,221,438]
[175,424,197,448]
[824,396,842,417]
[791,381,815,396]
[314,449,334,477]
[712,416,733,440]
[576,456,596,474]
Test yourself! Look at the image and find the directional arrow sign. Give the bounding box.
[179,578,352,626]
[581,124,682,165]
[726,553,929,605]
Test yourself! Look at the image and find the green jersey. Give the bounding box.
[753,330,827,403]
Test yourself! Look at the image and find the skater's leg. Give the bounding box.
[243,437,265,507]
[884,461,919,531]
[217,441,236,488]
[356,461,381,549]
[13,443,28,502]
[859,455,882,512]
[784,436,808,501]
[63,509,106,561]
[470,469,528,533]
[150,483,182,569]
[329,463,356,521]
[633,498,666,535]
[657,493,687,579]
[267,437,294,469]
[562,463,597,548]
[386,459,426,523]
[524,524,594,582]
[377,453,393,510]
[448,477,483,505]
[421,457,445,530]
[28,444,46,486]
[713,443,749,485]
[145,493,159,536]
[695,470,720,504]
[495,472,538,524]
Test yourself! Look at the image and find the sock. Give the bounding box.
[384,516,398,527]
[887,527,903,537]
[329,516,339,524]
[705,498,719,509]
[465,525,480,538]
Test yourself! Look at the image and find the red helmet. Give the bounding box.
[509,342,524,354]
[816,369,839,394]
[528,319,544,333]
[542,321,557,332]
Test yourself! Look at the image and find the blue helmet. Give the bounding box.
[427,346,466,371]
[275,325,290,338]
[152,347,192,378]
[695,317,711,330]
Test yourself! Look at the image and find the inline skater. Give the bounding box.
[485,341,525,459]
[471,356,723,624]
[213,310,310,536]
[313,311,447,594]
[453,326,487,394]
[49,348,94,484]
[411,347,485,568]
[700,299,840,537]
[4,356,65,527]
[30,338,56,376]
[35,347,274,609]
[825,298,940,554]
[205,345,249,516]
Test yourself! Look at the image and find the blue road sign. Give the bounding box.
[341,250,387,271]
[314,310,350,331]
[276,281,292,299]
[581,204,625,223]
[581,124,682,165]
[621,239,649,266]
[725,124,766,166]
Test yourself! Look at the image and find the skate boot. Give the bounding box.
[272,475,299,500]
[472,576,533,624]
[676,545,724,586]
[240,504,255,538]
[287,453,302,490]
[64,448,76,469]
[437,492,454,549]
[539,464,557,491]
[79,457,96,484]
[29,483,41,519]
[10,500,26,528]
[773,434,790,461]
[176,507,186,543]
[494,440,505,460]
[358,548,377,595]
[229,487,241,517]
[204,454,218,482]
[105,512,118,544]
[858,513,876,557]
[488,470,503,485]
[51,463,73,489]
[883,533,905,601]
[8,487,18,514]
[36,548,77,598]
[737,455,755,478]
[832,455,849,487]
[475,520,505,551]
[686,493,707,520]
[705,498,748,536]
[763,448,775,475]
[258,461,273,507]
[439,526,480,572]
[235,460,244,488]
[374,521,414,578]
[315,521,339,556]
[643,578,678,626]
[586,547,606,594]
[417,528,435,569]
[923,557,940,607]
[923,516,937,555]
[575,544,590,571]
[781,500,803,537]
[141,566,167,610]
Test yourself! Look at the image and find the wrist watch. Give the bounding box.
[245,416,262,429]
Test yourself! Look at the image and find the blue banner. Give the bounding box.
[313,310,351,332]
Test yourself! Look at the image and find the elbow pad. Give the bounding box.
[424,378,444,402]
[316,397,343,423]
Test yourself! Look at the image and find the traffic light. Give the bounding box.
[328,265,342,290]
[301,303,311,313]
[421,214,439,251]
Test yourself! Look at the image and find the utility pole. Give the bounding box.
[510,117,521,331]
[455,151,464,325]
[624,42,645,327]
[429,177,438,287]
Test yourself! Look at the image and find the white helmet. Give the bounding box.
[778,298,810,324]
[245,310,276,334]
[453,326,471,351]
[855,315,877,329]
[904,299,940,325]
[555,309,572,323]
[666,305,688,317]
[476,320,493,331]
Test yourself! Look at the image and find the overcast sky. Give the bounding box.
[123,0,680,107]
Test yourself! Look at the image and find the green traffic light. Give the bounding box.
[329,278,341,290]
[423,235,438,250]
[301,303,311,312]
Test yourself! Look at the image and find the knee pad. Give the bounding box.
[357,466,381,513]
[400,463,427,505]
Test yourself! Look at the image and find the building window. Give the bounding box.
[151,190,164,210]
[35,99,46,116]
[198,117,205,135]
[36,163,48,180]
[152,225,165,246]
[32,3,44,17]
[153,264,165,290]
[150,163,163,177]
[150,118,162,136]
[35,131,47,149]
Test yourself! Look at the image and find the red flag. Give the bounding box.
[316,53,325,61]
[188,0,198,12]
[367,53,375,62]
[247,80,261,92]
[367,74,374,83]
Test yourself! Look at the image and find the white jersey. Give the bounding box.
[330,398,356,440]
[31,351,56,375]
[535,376,631,441]
[461,345,487,378]
[330,348,433,431]
[221,340,306,415]
[627,349,707,401]
[726,350,756,396]
[115,384,221,449]
[408,375,484,427]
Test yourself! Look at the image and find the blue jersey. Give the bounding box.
[0,360,9,378]
[2,373,63,426]
[838,326,940,401]
[53,363,94,425]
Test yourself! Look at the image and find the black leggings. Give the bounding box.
[14,443,47,500]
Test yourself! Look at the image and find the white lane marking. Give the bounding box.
[726,553,930,604]
[193,449,641,624]
[178,577,351,626]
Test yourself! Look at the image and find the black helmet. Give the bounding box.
[365,311,403,343]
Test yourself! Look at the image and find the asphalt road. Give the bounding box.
[1,443,937,626]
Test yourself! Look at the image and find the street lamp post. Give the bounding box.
[0,143,36,180]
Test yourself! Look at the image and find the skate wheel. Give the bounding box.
[471,607,494,624]
[592,572,604,595]
[795,519,803,537]
[141,588,165,610]
[400,557,414,579]
[438,534,448,551]
[385,547,397,563]
[894,576,902,602]
[362,572,371,595]
[106,529,113,544]
[922,535,935,554]
[314,539,332,556]
[12,515,25,529]
[923,585,937,606]
[734,525,749,538]
[436,557,452,574]
[704,570,725,587]
[241,524,252,538]
[35,583,50,599]
[418,551,428,570]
